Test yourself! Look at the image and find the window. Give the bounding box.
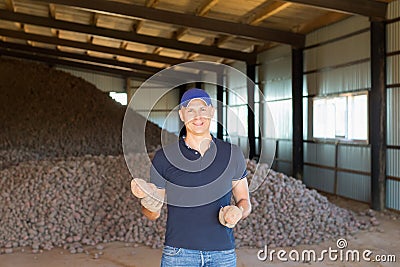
[313,93,368,141]
[109,92,127,105]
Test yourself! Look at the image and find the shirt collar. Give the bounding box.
[180,134,216,152]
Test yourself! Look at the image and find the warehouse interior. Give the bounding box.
[0,0,399,266]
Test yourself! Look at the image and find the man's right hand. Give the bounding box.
[131,178,164,213]
[131,178,153,198]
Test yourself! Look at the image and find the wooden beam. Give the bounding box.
[244,1,292,25]
[0,28,186,65]
[0,41,162,73]
[91,13,100,26]
[5,0,15,11]
[134,0,160,33]
[284,0,387,19]
[34,0,305,47]
[142,0,163,62]
[370,20,386,211]
[0,48,201,84]
[296,12,350,34]
[120,41,128,50]
[49,3,57,18]
[152,47,162,54]
[145,0,160,8]
[174,28,188,40]
[196,0,219,16]
[187,53,199,60]
[215,35,234,47]
[217,1,290,47]
[0,10,250,61]
[175,0,219,42]
[0,48,151,79]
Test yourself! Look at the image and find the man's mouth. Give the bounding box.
[192,121,204,126]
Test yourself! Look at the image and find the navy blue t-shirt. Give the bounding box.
[150,135,247,251]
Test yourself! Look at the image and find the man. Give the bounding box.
[131,88,251,267]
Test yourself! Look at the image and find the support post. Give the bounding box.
[195,81,203,89]
[370,20,386,211]
[247,59,256,159]
[179,84,187,137]
[292,48,304,180]
[217,75,224,140]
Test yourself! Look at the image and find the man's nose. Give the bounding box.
[193,110,202,118]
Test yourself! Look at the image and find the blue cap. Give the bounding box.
[180,88,212,108]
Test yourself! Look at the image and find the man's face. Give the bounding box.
[179,99,214,136]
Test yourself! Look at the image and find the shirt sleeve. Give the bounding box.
[232,145,248,181]
[150,150,167,189]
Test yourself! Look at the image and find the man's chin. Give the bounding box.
[186,128,209,136]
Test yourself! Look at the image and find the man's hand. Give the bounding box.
[131,178,164,213]
[131,178,152,198]
[140,183,164,212]
[219,205,243,228]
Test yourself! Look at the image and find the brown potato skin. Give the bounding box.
[141,205,160,221]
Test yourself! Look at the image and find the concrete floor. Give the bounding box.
[1,198,399,267]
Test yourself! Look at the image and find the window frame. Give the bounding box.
[311,91,369,144]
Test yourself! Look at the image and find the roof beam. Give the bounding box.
[175,0,219,41]
[0,10,250,61]
[0,48,152,79]
[296,12,349,34]
[144,0,160,8]
[243,1,292,25]
[34,0,305,47]
[0,41,163,73]
[134,0,160,33]
[0,48,201,83]
[49,3,56,18]
[5,0,15,11]
[0,28,186,65]
[196,0,219,16]
[283,0,387,19]
[216,1,291,48]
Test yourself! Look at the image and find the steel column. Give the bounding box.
[370,20,386,211]
[292,48,304,180]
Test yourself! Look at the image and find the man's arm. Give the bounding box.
[141,188,165,221]
[232,178,251,219]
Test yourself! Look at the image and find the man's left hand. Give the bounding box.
[219,205,243,228]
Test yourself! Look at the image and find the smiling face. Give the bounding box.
[179,98,214,137]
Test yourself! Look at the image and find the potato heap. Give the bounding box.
[0,58,372,254]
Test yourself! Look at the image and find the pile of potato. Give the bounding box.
[0,58,372,254]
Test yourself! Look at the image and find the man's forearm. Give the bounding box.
[142,205,161,220]
[236,198,251,219]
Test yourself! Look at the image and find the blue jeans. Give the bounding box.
[160,245,236,267]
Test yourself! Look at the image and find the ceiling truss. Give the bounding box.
[0,0,391,80]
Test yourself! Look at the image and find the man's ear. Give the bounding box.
[178,109,184,122]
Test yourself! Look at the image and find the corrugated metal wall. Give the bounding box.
[204,82,218,136]
[225,61,249,152]
[257,45,293,174]
[56,66,125,92]
[386,0,400,211]
[128,81,180,135]
[303,16,372,202]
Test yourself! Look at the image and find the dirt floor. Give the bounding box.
[1,197,399,267]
